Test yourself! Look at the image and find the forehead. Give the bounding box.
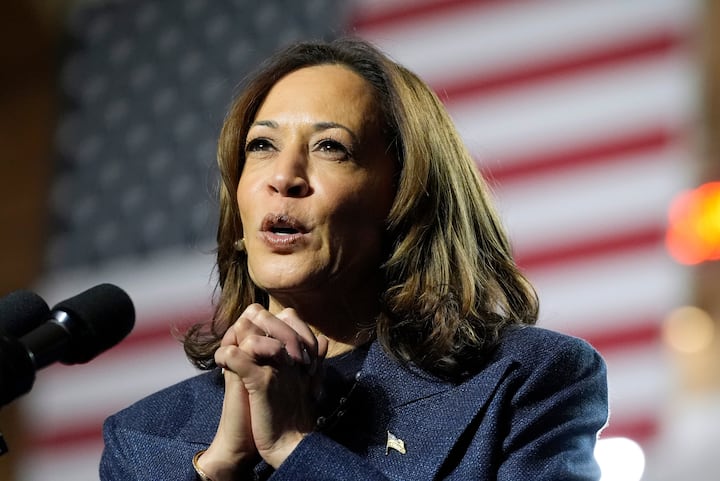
[255,64,380,127]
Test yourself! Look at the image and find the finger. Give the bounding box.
[215,335,289,371]
[316,334,329,361]
[221,308,266,347]
[242,305,308,365]
[221,305,292,354]
[275,308,318,359]
[309,334,330,378]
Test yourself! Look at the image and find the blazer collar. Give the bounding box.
[357,341,516,479]
[359,340,514,410]
[359,341,454,409]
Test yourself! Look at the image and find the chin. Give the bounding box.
[248,263,326,294]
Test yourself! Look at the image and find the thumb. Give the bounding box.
[317,334,329,362]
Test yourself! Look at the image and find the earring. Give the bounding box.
[234,239,245,252]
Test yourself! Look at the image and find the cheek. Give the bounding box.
[328,187,392,249]
[348,177,394,227]
[236,177,248,206]
[236,178,255,232]
[334,166,394,216]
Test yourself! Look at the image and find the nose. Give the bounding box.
[267,148,310,197]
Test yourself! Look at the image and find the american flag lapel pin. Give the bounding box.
[385,431,407,455]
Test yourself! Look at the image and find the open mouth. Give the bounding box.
[262,214,307,236]
[270,225,300,235]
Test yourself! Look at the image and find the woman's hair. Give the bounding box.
[183,37,538,381]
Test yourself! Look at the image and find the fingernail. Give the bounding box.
[302,346,311,365]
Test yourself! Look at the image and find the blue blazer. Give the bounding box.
[100,326,608,480]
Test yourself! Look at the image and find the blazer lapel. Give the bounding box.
[164,346,515,480]
[358,342,515,480]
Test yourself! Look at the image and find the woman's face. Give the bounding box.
[237,64,396,300]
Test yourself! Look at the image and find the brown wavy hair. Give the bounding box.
[183,37,538,381]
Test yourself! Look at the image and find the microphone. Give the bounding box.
[0,283,135,406]
[0,290,50,337]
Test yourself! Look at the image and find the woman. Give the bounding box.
[100,38,608,480]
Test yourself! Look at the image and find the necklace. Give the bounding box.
[315,341,370,431]
[315,369,362,431]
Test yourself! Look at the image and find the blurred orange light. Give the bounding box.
[662,306,715,354]
[666,181,720,264]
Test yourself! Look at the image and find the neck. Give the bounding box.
[268,291,378,357]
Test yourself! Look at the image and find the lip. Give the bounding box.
[258,213,309,250]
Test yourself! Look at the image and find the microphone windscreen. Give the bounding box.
[52,283,135,364]
[0,290,50,337]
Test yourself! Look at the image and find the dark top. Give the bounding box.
[100,325,609,480]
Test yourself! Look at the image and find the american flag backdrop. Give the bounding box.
[14,0,700,479]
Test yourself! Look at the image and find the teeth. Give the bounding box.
[272,227,297,234]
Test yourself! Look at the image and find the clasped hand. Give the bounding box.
[197,304,329,479]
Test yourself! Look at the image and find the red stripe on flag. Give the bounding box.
[435,30,685,102]
[583,322,662,354]
[108,307,212,355]
[481,127,679,185]
[602,415,659,446]
[32,424,104,452]
[350,0,511,30]
[517,225,666,271]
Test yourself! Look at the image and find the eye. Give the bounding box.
[245,137,275,153]
[315,139,352,161]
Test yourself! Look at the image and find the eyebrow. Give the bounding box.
[251,120,278,129]
[313,122,359,145]
[250,120,359,145]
